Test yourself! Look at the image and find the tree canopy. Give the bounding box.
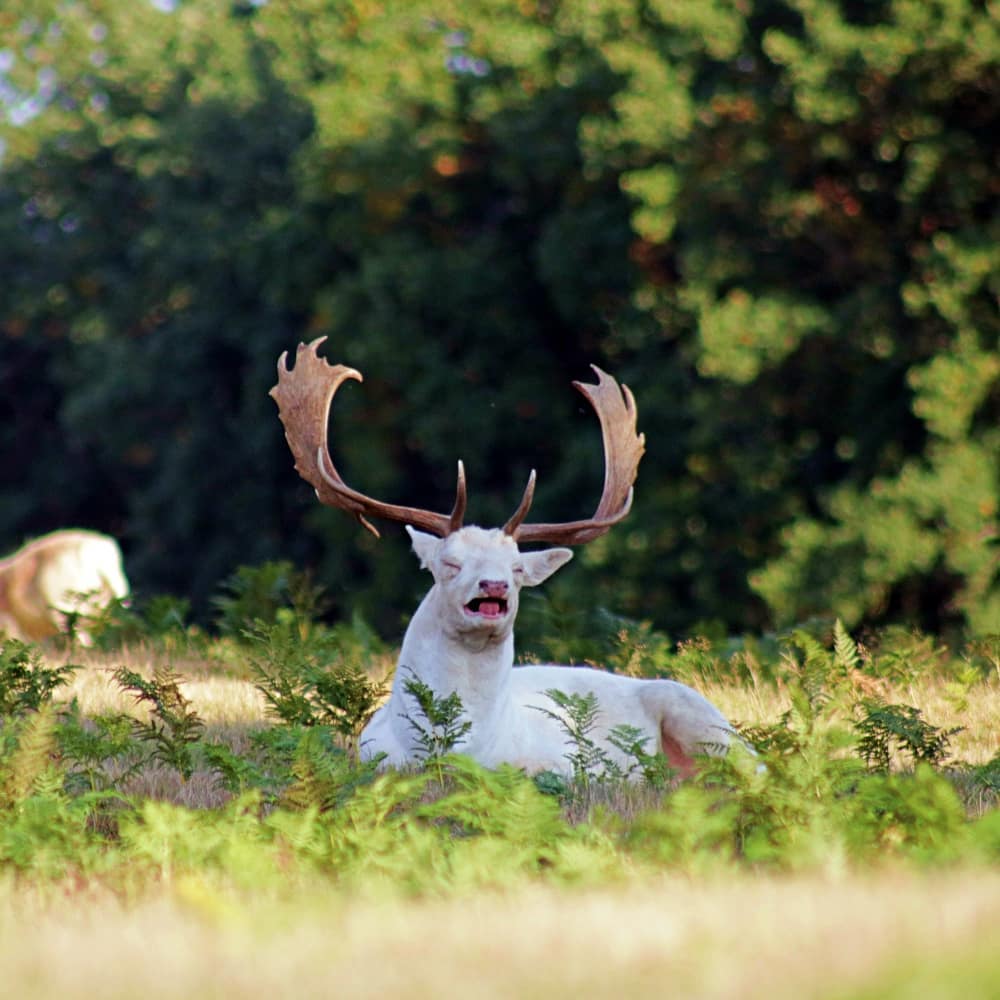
[1,0,997,638]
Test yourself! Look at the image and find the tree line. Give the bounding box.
[1,0,996,638]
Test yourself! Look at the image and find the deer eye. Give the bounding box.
[442,560,462,572]
[513,564,525,576]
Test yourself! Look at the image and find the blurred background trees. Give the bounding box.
[1,0,997,638]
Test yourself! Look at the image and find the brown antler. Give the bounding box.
[269,338,466,538]
[271,342,643,545]
[502,366,645,545]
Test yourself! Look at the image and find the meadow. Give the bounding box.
[3,4,996,994]
[0,569,998,999]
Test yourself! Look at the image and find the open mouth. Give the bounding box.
[464,597,509,619]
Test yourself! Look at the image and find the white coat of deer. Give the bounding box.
[271,340,736,777]
[0,529,129,645]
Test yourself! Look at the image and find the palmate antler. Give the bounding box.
[504,366,646,545]
[269,339,466,538]
[270,338,645,545]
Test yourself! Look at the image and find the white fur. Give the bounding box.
[0,530,129,645]
[360,526,736,777]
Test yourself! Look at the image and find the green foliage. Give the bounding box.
[212,561,329,638]
[778,618,864,717]
[0,705,118,879]
[57,703,143,795]
[114,756,619,896]
[280,727,380,812]
[519,594,677,679]
[606,724,678,790]
[0,638,78,716]
[118,794,272,887]
[308,756,620,894]
[864,626,951,684]
[198,741,268,798]
[971,754,1000,795]
[87,594,202,654]
[113,665,205,780]
[964,635,1000,681]
[208,724,366,805]
[531,688,674,789]
[845,764,972,865]
[532,689,608,783]
[246,617,386,754]
[400,672,473,778]
[626,702,974,873]
[0,620,995,892]
[0,786,114,879]
[1,0,995,637]
[856,703,962,772]
[0,705,61,810]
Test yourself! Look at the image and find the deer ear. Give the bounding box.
[519,547,573,587]
[406,526,440,571]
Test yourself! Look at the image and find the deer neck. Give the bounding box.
[396,584,516,723]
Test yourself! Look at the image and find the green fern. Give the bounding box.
[833,619,861,674]
[400,672,472,781]
[281,727,380,811]
[532,690,680,790]
[212,561,329,639]
[0,705,60,809]
[0,638,79,716]
[113,665,205,780]
[200,742,268,797]
[246,619,386,756]
[606,723,677,788]
[533,689,615,784]
[855,702,962,772]
[781,634,825,726]
[57,703,143,794]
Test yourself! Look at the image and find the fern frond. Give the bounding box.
[282,727,378,811]
[1,705,60,808]
[833,619,860,674]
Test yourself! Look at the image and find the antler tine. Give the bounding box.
[502,469,536,536]
[270,338,466,538]
[510,366,645,546]
[448,460,468,533]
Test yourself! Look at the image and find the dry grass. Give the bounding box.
[0,870,997,999]
[62,653,269,727]
[703,673,1000,767]
[53,645,1000,765]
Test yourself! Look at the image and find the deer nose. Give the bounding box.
[479,579,509,598]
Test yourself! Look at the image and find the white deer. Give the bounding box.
[271,340,737,777]
[0,529,130,645]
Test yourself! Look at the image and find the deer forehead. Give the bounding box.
[441,527,520,567]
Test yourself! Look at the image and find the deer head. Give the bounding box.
[405,525,573,644]
[270,337,646,550]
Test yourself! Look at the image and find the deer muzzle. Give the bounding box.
[465,580,510,619]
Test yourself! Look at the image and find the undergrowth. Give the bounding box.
[0,565,997,896]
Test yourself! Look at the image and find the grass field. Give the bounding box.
[1,623,998,999]
[2,869,999,999]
